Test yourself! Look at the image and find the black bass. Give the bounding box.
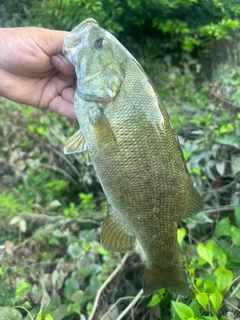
[62,18,203,296]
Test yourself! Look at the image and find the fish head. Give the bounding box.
[63,18,126,102]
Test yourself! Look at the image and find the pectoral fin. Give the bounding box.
[101,210,135,252]
[63,130,87,154]
[88,107,117,148]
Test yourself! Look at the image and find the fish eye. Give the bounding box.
[95,38,103,49]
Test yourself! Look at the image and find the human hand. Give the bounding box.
[0,27,76,119]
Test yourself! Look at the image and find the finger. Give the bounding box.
[51,54,76,77]
[49,95,77,119]
[62,86,75,103]
[48,86,76,119]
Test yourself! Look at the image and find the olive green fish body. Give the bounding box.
[63,18,203,296]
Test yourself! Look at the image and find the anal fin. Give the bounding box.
[101,211,135,252]
[64,130,86,154]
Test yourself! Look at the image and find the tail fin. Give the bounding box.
[142,267,189,297]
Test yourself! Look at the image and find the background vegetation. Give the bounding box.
[0,0,240,319]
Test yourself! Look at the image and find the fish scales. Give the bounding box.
[63,18,204,296]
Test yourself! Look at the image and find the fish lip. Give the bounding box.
[72,18,99,32]
[62,18,99,55]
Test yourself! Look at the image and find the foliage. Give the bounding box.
[1,52,240,318]
[1,0,240,55]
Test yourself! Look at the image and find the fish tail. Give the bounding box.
[142,267,189,297]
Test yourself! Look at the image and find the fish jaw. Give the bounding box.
[62,18,98,66]
[63,18,124,102]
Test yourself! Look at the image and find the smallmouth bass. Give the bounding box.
[62,18,204,297]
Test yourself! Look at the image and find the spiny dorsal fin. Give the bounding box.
[63,130,87,154]
[101,210,135,252]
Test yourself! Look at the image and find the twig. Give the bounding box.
[225,275,240,297]
[46,144,82,179]
[49,129,67,145]
[230,280,240,299]
[12,223,54,252]
[89,252,131,320]
[40,163,80,189]
[224,299,240,312]
[209,89,237,108]
[19,211,100,225]
[101,296,138,320]
[12,216,99,253]
[203,205,237,214]
[203,173,240,194]
[116,289,144,320]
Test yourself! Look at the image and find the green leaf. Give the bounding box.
[45,314,54,320]
[178,227,186,247]
[209,292,223,313]
[196,293,208,311]
[214,268,233,292]
[203,280,217,293]
[97,246,111,256]
[189,299,201,317]
[196,278,203,290]
[147,291,162,307]
[235,205,240,228]
[70,290,84,304]
[64,277,79,300]
[172,301,194,320]
[215,217,231,237]
[197,243,214,267]
[230,226,240,247]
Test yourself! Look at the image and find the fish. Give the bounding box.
[62,18,204,297]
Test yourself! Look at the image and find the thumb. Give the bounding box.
[51,54,76,77]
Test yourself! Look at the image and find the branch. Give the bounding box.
[203,205,237,214]
[224,299,240,313]
[12,215,99,253]
[116,289,144,320]
[100,296,139,320]
[19,211,100,226]
[88,252,131,320]
[46,143,82,179]
[40,163,80,189]
[203,173,240,195]
[209,88,237,108]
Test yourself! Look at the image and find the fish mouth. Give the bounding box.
[63,18,99,55]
